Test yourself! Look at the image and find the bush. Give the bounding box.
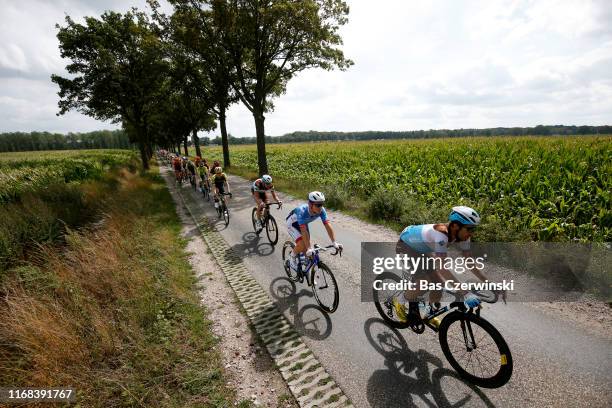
[367,186,407,222]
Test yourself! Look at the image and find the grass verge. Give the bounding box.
[0,167,236,407]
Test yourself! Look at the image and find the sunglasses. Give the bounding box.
[465,226,477,232]
[312,203,324,208]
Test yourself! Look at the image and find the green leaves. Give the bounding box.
[209,136,611,241]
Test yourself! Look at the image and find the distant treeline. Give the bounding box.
[0,130,132,152]
[202,125,612,145]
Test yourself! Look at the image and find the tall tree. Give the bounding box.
[209,0,353,175]
[51,9,168,170]
[165,2,239,167]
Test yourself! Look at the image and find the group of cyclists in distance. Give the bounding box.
[158,149,487,326]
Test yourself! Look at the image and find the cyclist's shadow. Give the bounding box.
[229,232,276,258]
[269,277,333,340]
[364,318,495,408]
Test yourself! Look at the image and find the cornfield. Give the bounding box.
[208,136,611,241]
[0,149,138,202]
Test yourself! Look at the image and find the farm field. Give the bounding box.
[207,136,611,242]
[0,149,138,202]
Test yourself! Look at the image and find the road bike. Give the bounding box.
[251,201,282,245]
[282,243,341,313]
[373,271,513,388]
[214,192,232,226]
[200,177,210,201]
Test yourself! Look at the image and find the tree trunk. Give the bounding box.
[192,129,202,157]
[219,108,230,168]
[253,109,268,175]
[183,136,189,156]
[138,141,150,170]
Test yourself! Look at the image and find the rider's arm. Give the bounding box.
[463,250,487,282]
[323,222,336,243]
[271,190,280,202]
[224,178,230,193]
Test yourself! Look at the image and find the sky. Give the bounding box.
[1,0,611,137]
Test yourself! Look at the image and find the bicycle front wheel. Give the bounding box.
[311,262,339,313]
[439,311,513,388]
[223,205,230,226]
[251,208,258,231]
[266,215,278,245]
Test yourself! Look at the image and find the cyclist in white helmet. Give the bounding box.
[251,174,282,228]
[285,191,342,272]
[393,206,484,324]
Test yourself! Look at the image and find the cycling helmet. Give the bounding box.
[262,174,272,184]
[182,156,187,160]
[308,191,325,203]
[449,206,481,226]
[215,167,222,174]
[213,160,220,166]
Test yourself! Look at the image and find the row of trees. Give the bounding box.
[0,130,131,152]
[202,125,612,145]
[51,0,352,172]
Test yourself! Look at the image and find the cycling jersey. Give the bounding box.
[172,159,182,171]
[285,204,329,242]
[187,162,196,174]
[399,224,470,254]
[251,179,274,192]
[198,165,209,177]
[211,173,227,186]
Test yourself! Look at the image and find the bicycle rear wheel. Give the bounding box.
[372,272,410,329]
[282,241,300,282]
[266,215,278,245]
[311,262,339,313]
[439,311,513,388]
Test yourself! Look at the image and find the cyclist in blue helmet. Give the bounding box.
[392,206,484,324]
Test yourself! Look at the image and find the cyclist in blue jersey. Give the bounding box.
[285,191,342,271]
[394,206,484,324]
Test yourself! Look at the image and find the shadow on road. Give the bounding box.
[229,232,277,259]
[364,318,495,408]
[269,277,333,340]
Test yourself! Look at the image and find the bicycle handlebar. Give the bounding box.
[312,244,343,257]
[263,201,282,209]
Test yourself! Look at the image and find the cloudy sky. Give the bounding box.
[1,0,611,137]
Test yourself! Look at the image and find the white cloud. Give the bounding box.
[1,0,611,135]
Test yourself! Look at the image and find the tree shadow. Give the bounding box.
[364,318,495,408]
[269,277,333,340]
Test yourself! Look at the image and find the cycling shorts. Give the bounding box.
[286,212,308,242]
[395,239,436,279]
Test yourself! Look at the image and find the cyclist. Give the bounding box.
[211,166,231,210]
[251,174,282,229]
[285,191,342,272]
[197,159,210,191]
[172,155,183,182]
[186,157,196,184]
[393,206,483,324]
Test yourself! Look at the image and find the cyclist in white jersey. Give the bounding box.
[394,206,484,323]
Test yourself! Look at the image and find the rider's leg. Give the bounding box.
[253,194,262,218]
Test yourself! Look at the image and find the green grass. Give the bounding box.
[0,163,238,407]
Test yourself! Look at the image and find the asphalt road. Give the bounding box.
[168,170,611,408]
